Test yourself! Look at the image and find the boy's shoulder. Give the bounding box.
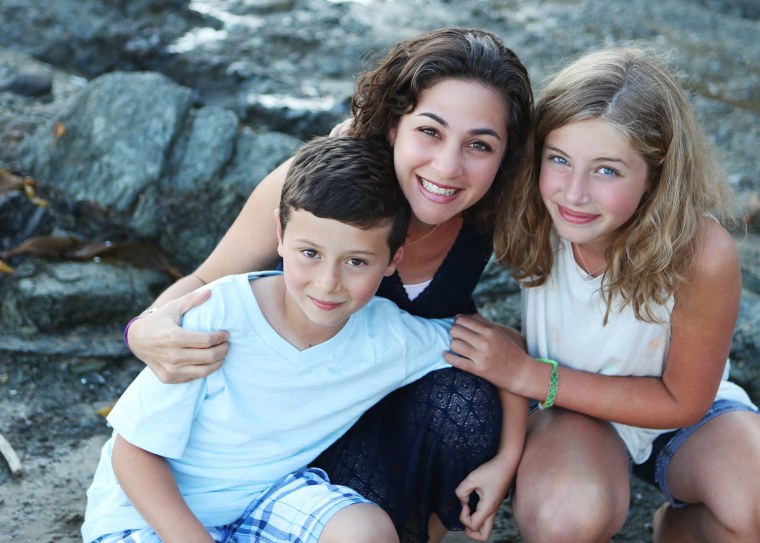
[358,295,453,331]
[204,270,282,290]
[183,271,282,331]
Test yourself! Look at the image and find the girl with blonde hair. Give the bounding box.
[448,48,760,542]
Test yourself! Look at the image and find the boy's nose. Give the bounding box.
[316,264,340,291]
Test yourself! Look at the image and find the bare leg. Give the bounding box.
[427,514,448,543]
[512,409,630,543]
[652,410,760,543]
[319,503,399,543]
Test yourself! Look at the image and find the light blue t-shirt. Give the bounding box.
[82,271,451,542]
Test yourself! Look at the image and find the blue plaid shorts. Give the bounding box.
[94,467,371,543]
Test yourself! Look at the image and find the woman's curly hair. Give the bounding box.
[347,27,534,232]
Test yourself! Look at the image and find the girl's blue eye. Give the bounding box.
[551,155,569,165]
[599,166,617,176]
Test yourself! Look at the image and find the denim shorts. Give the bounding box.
[94,467,371,543]
[632,399,759,508]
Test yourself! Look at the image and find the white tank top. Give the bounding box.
[522,236,754,463]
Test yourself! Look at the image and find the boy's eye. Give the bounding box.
[302,249,318,258]
[346,257,367,267]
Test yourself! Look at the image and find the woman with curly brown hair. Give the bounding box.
[125,28,534,542]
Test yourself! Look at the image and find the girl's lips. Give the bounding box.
[418,175,458,202]
[557,205,598,225]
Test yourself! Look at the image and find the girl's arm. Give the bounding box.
[112,435,213,543]
[126,158,293,383]
[447,220,740,429]
[456,388,528,540]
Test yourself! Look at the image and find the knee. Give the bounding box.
[513,479,628,543]
[319,503,398,543]
[719,499,760,542]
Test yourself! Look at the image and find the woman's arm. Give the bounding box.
[112,435,213,543]
[456,388,528,541]
[126,158,293,383]
[447,220,740,429]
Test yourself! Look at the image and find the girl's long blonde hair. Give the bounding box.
[495,48,736,323]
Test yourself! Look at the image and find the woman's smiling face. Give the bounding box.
[389,78,508,226]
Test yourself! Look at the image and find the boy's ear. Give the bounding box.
[385,246,404,276]
[275,208,285,258]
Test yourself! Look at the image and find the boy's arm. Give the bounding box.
[112,435,213,543]
[455,389,528,541]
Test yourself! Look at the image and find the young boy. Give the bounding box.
[82,136,526,543]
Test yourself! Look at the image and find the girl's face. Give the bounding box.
[539,118,649,253]
[389,78,508,226]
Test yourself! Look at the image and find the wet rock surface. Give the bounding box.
[0,1,759,541]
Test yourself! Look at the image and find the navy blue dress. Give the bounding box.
[312,221,502,542]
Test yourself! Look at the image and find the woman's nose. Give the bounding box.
[431,144,463,180]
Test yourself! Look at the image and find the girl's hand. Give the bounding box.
[446,314,527,391]
[126,289,229,384]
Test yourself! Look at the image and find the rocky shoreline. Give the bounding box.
[1,1,759,541]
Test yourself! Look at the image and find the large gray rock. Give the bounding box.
[20,71,193,218]
[1,260,170,333]
[17,71,302,273]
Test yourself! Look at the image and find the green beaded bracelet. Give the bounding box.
[535,358,558,410]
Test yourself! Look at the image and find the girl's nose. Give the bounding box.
[565,171,591,205]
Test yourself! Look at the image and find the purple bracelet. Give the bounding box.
[123,307,158,347]
[123,315,142,347]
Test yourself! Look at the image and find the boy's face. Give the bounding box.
[276,208,402,336]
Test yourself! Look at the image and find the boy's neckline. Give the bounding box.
[250,273,347,352]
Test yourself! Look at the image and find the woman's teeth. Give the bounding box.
[421,178,457,196]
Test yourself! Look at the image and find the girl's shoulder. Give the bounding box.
[680,217,739,300]
[693,217,738,277]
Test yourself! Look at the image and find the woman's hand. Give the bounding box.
[446,314,528,392]
[126,289,229,384]
[455,456,513,541]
